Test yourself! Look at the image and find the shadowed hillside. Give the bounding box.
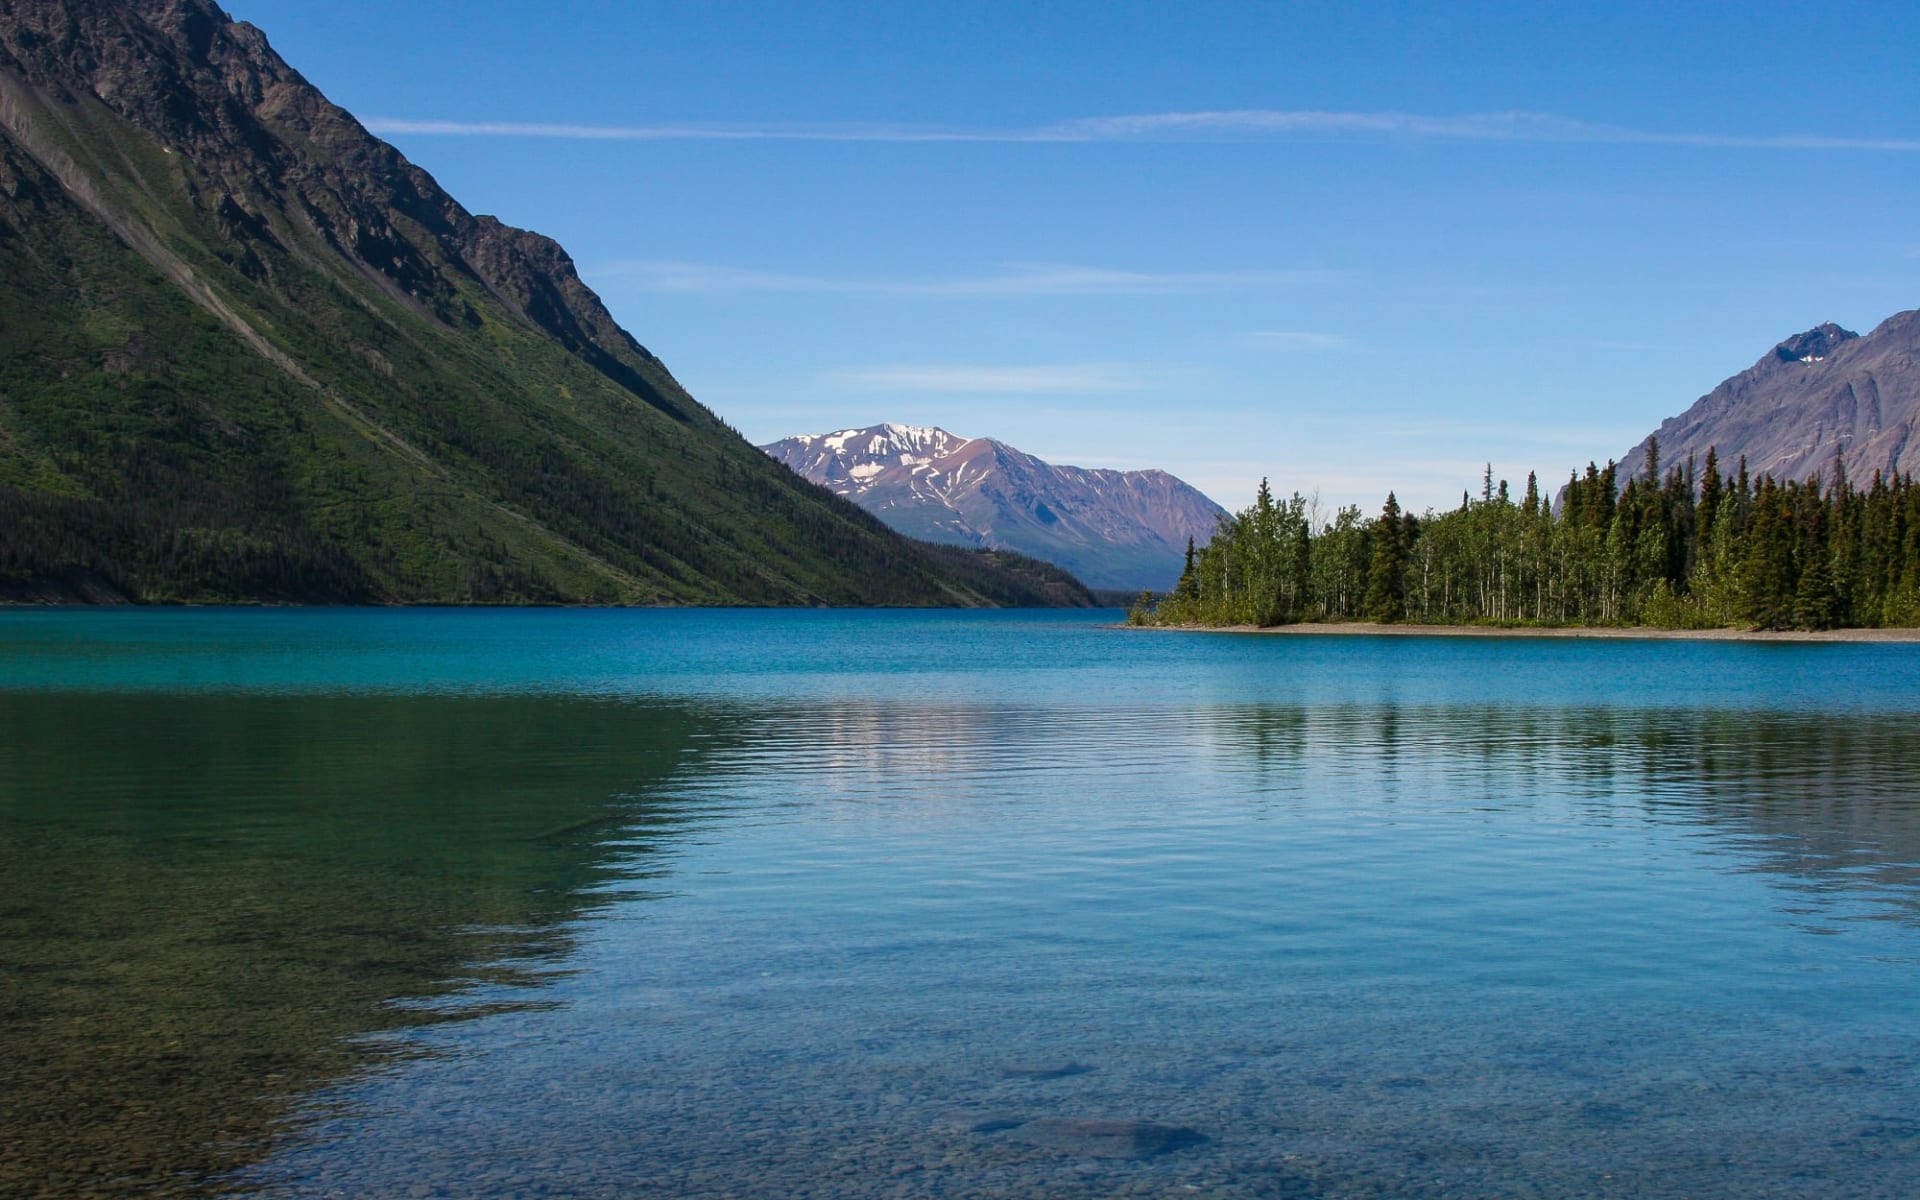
[0,0,1075,606]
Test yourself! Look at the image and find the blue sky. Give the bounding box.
[228,0,1920,514]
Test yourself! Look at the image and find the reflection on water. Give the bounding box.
[0,693,725,1199]
[242,696,1920,1200]
[5,612,1920,1199]
[1208,702,1920,924]
[699,697,1920,928]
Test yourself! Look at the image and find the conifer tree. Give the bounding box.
[1793,552,1837,630]
[1365,492,1408,622]
[1737,479,1796,629]
[1698,447,1723,541]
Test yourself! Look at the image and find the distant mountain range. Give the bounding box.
[763,424,1225,591]
[1618,310,1920,485]
[0,0,1087,607]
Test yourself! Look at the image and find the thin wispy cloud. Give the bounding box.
[600,261,1322,297]
[833,364,1153,394]
[1050,110,1584,142]
[365,110,1920,152]
[362,118,1006,143]
[1249,330,1356,351]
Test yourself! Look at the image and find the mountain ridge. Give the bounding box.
[763,423,1224,591]
[1617,310,1920,486]
[0,0,1084,606]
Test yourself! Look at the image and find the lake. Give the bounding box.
[5,608,1920,1199]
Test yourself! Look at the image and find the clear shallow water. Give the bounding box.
[5,610,1920,1198]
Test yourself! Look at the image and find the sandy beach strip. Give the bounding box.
[1131,621,1920,644]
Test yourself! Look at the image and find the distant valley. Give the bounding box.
[763,424,1225,591]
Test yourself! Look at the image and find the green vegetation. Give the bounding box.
[0,69,1079,607]
[914,543,1097,608]
[1135,442,1920,631]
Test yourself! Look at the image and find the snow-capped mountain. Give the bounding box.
[762,424,1225,591]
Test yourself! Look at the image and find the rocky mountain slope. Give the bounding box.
[0,0,1078,606]
[763,424,1225,591]
[1617,312,1920,485]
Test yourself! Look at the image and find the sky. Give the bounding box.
[226,0,1920,515]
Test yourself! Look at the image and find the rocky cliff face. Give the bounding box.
[0,0,1052,605]
[0,0,677,413]
[1617,312,1920,485]
[764,423,1225,591]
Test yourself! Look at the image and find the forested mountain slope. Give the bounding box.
[0,0,1062,605]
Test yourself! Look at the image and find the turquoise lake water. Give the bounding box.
[5,608,1920,1198]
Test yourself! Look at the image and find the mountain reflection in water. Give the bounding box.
[6,610,1920,1200]
[1203,702,1920,926]
[0,693,725,1199]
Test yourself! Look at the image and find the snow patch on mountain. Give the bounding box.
[760,423,1225,591]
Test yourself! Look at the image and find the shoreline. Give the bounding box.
[1130,621,1920,644]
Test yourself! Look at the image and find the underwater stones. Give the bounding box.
[1003,1117,1207,1159]
[1000,1062,1098,1080]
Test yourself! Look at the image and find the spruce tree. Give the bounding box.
[1737,479,1795,629]
[1365,492,1408,623]
[1793,553,1837,630]
[1175,537,1199,601]
[1698,446,1722,540]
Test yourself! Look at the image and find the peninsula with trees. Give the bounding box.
[1134,445,1920,633]
[1135,311,1920,635]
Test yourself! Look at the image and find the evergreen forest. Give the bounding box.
[1135,441,1920,631]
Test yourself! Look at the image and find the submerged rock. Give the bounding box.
[1001,1062,1098,1080]
[1005,1118,1207,1159]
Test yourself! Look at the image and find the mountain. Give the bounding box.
[0,0,1080,607]
[1616,311,1920,486]
[762,423,1226,591]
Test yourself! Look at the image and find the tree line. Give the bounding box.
[1135,441,1920,630]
